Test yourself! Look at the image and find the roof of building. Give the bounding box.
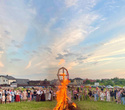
[16,79,29,85]
[73,77,83,80]
[0,75,16,80]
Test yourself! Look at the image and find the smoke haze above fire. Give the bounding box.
[0,0,125,80]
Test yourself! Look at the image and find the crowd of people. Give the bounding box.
[72,87,125,105]
[0,88,54,104]
[0,87,125,106]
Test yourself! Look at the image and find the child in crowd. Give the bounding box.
[6,94,10,104]
[94,91,97,101]
[9,93,12,103]
[2,93,5,104]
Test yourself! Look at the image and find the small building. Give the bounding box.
[10,82,17,88]
[94,82,99,86]
[0,75,16,85]
[28,80,50,87]
[50,79,60,86]
[73,78,83,86]
[16,79,29,85]
[0,75,8,85]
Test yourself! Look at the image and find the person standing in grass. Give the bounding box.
[106,89,110,102]
[2,93,5,104]
[23,89,27,101]
[36,89,41,102]
[6,93,10,104]
[96,87,99,101]
[117,89,122,104]
[45,88,49,101]
[27,88,31,101]
[78,89,83,101]
[84,88,88,100]
[110,89,114,102]
[92,89,94,100]
[121,89,125,105]
[101,86,104,92]
[9,93,12,103]
[15,90,20,102]
[48,88,53,101]
[94,91,97,101]
[5,89,7,103]
[33,90,37,101]
[114,88,118,102]
[11,90,15,102]
[0,89,2,104]
[41,91,45,101]
[31,89,34,101]
[88,89,92,101]
[53,89,57,100]
[73,88,78,100]
[100,91,105,101]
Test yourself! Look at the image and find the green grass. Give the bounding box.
[0,101,125,110]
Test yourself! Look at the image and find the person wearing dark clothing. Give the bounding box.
[88,89,92,101]
[41,91,45,101]
[101,87,104,92]
[114,88,117,102]
[27,89,31,101]
[110,89,114,102]
[77,87,79,93]
[33,90,37,101]
[121,89,125,105]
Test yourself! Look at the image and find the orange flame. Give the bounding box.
[53,79,70,110]
[72,103,77,108]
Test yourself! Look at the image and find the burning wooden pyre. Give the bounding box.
[53,67,80,110]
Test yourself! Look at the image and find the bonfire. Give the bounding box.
[53,67,80,110]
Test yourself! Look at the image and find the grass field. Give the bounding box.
[0,101,125,110]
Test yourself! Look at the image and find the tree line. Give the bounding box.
[86,77,125,86]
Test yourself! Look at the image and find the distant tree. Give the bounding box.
[44,79,47,81]
[96,79,100,83]
[85,80,91,84]
[105,80,114,86]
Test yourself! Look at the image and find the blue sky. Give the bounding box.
[0,0,125,80]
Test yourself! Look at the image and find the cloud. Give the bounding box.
[67,61,78,70]
[58,59,65,65]
[44,47,52,53]
[52,14,98,58]
[0,61,4,67]
[11,58,22,62]
[25,60,32,69]
[56,54,64,60]
[2,0,122,79]
[77,56,88,61]
[19,0,100,79]
[65,0,78,7]
[0,0,36,50]
[82,35,125,64]
[4,30,10,35]
[0,47,4,52]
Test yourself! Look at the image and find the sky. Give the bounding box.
[0,0,125,80]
